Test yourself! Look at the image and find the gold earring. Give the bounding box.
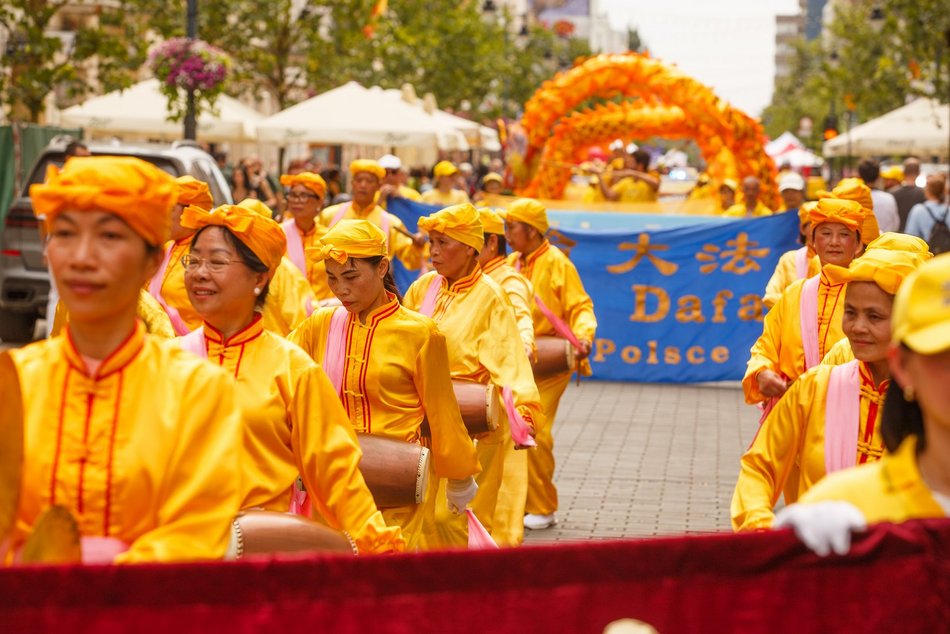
[903,385,915,402]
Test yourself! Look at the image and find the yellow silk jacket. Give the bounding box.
[482,255,536,355]
[763,247,820,309]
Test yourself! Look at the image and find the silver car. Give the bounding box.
[0,140,232,342]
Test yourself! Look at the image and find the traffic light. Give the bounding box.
[823,114,839,141]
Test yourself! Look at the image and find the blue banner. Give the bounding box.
[387,198,800,383]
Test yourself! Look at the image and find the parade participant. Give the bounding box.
[762,201,820,309]
[8,156,244,563]
[719,179,738,211]
[420,161,471,206]
[405,203,543,547]
[377,154,422,207]
[723,176,773,218]
[179,204,404,554]
[277,171,333,300]
[777,172,805,213]
[743,198,870,409]
[320,160,426,271]
[732,244,931,530]
[817,177,881,247]
[288,220,479,550]
[473,173,505,204]
[596,149,659,203]
[477,207,537,546]
[687,173,718,201]
[504,198,597,530]
[774,254,950,554]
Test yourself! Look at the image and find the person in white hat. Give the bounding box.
[377,153,421,209]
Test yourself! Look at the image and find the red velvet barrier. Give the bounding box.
[2,520,948,633]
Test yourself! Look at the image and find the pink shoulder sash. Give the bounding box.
[282,219,307,275]
[177,327,208,359]
[534,294,583,351]
[322,307,350,396]
[466,509,498,550]
[824,360,860,474]
[799,275,821,371]
[147,244,191,336]
[794,246,810,280]
[419,274,444,317]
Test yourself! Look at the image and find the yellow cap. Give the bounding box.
[504,198,549,235]
[349,159,385,180]
[824,247,930,296]
[720,179,738,192]
[417,203,484,251]
[482,172,503,185]
[180,204,286,274]
[307,219,387,264]
[175,175,214,211]
[478,208,505,235]
[891,253,950,354]
[31,156,177,247]
[280,172,327,199]
[433,160,459,179]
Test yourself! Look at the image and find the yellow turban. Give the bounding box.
[807,198,866,234]
[433,161,459,179]
[864,232,933,257]
[891,253,950,353]
[175,175,213,211]
[417,203,484,252]
[824,247,930,296]
[819,178,879,244]
[307,219,387,264]
[180,204,286,274]
[504,198,549,235]
[478,208,505,235]
[280,172,327,199]
[30,156,177,246]
[798,200,817,226]
[349,159,385,181]
[237,198,275,219]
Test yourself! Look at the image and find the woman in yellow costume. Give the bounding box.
[504,198,596,531]
[732,239,931,530]
[288,219,479,550]
[278,171,333,302]
[762,202,821,309]
[476,207,537,546]
[177,204,404,554]
[8,156,244,563]
[774,254,950,555]
[404,203,543,548]
[420,161,471,206]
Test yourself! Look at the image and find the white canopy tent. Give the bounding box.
[823,98,950,158]
[765,131,805,156]
[256,82,468,149]
[58,79,262,142]
[381,87,501,152]
[766,131,823,168]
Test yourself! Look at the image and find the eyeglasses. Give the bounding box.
[181,254,246,273]
[287,191,320,202]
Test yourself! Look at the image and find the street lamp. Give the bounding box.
[183,0,198,140]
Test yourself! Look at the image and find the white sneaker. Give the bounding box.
[523,513,557,530]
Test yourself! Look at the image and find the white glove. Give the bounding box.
[774,501,867,557]
[446,476,478,514]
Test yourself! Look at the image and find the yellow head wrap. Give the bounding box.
[175,175,214,211]
[30,156,177,247]
[881,166,904,181]
[891,253,950,354]
[478,208,506,235]
[864,232,933,257]
[433,161,459,179]
[237,198,275,219]
[417,203,484,251]
[306,219,387,264]
[807,198,866,234]
[280,172,327,199]
[720,179,738,192]
[823,246,930,296]
[504,198,549,235]
[818,178,879,244]
[180,204,286,274]
[349,159,385,181]
[798,200,817,226]
[482,172,503,185]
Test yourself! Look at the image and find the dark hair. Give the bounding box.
[857,158,880,184]
[881,345,926,452]
[489,232,507,256]
[191,225,271,307]
[632,149,651,170]
[64,141,88,157]
[363,255,402,304]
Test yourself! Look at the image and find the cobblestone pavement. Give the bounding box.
[524,380,760,544]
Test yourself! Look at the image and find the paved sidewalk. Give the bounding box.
[524,380,760,544]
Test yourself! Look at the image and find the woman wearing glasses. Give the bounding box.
[279,172,334,303]
[178,203,405,554]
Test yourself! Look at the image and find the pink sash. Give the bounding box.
[147,244,191,336]
[824,360,860,474]
[795,246,810,280]
[502,386,537,448]
[799,275,821,371]
[466,509,498,550]
[322,307,350,396]
[419,274,444,317]
[81,537,129,564]
[177,327,208,359]
[329,203,391,246]
[514,255,583,352]
[282,219,307,275]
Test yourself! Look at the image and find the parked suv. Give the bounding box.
[0,140,232,342]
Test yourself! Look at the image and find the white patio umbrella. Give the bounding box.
[823,98,950,158]
[256,82,468,149]
[58,79,262,142]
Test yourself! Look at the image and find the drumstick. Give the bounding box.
[393,223,425,242]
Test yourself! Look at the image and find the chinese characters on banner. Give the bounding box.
[388,198,800,382]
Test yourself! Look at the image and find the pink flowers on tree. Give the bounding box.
[148,38,232,122]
